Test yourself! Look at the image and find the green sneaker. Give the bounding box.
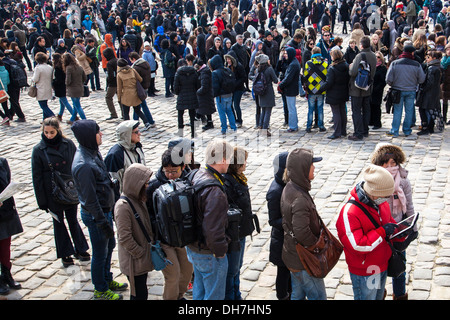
[93,289,123,300]
[109,280,128,292]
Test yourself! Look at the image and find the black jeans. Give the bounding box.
[8,86,25,119]
[178,109,196,138]
[351,95,371,138]
[123,105,148,124]
[127,273,148,300]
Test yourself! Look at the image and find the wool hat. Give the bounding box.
[403,45,415,53]
[362,164,395,197]
[256,53,269,64]
[58,38,65,46]
[144,41,151,47]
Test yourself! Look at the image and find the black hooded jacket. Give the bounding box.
[71,120,115,224]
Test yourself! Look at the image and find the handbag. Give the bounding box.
[290,213,343,279]
[28,81,37,98]
[348,200,406,278]
[136,79,147,102]
[0,78,9,103]
[120,196,173,271]
[83,85,90,97]
[43,149,79,205]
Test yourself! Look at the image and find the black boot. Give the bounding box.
[1,264,21,290]
[0,278,9,295]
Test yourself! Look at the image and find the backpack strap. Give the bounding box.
[120,195,154,244]
[348,199,380,228]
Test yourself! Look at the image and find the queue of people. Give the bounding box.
[0,0,428,301]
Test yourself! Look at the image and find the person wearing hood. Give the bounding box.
[174,58,199,138]
[31,117,89,268]
[336,164,399,300]
[142,41,159,96]
[117,58,149,125]
[266,151,291,300]
[249,53,278,135]
[154,26,168,53]
[100,34,116,72]
[71,120,127,300]
[195,58,216,131]
[278,47,300,132]
[281,148,327,300]
[130,52,156,131]
[114,163,154,300]
[145,148,193,300]
[209,54,237,134]
[224,50,246,128]
[105,120,146,202]
[82,14,93,32]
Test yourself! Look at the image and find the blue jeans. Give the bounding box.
[390,91,415,136]
[286,96,298,130]
[307,94,325,129]
[216,95,236,133]
[350,270,387,300]
[225,238,246,300]
[392,251,406,297]
[38,100,55,119]
[259,107,273,129]
[70,97,86,121]
[290,270,327,300]
[186,247,228,300]
[88,67,101,90]
[80,210,115,292]
[58,97,73,116]
[134,99,155,124]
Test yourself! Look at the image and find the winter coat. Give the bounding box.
[348,47,377,97]
[173,65,199,110]
[66,64,87,98]
[132,58,151,90]
[160,48,176,78]
[196,65,215,116]
[0,158,23,241]
[104,50,118,88]
[278,47,300,96]
[0,66,10,93]
[250,64,278,107]
[72,46,92,76]
[32,63,53,101]
[371,64,387,106]
[225,50,247,92]
[281,148,322,272]
[114,163,154,297]
[266,152,288,267]
[419,59,442,110]
[105,120,146,199]
[117,65,143,107]
[71,120,115,225]
[100,34,117,69]
[441,62,450,100]
[320,59,350,105]
[31,134,77,213]
[53,66,68,98]
[187,167,230,257]
[303,54,328,95]
[336,182,397,276]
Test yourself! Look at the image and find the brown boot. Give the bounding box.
[393,293,408,300]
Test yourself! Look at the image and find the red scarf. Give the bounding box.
[398,52,414,60]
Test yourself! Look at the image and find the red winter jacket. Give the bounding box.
[336,186,397,276]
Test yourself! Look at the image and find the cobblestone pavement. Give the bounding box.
[1,28,450,300]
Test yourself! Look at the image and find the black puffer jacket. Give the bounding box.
[196,65,215,116]
[173,65,199,110]
[320,59,350,105]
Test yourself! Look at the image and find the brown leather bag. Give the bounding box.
[294,215,343,279]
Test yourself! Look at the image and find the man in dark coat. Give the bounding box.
[196,59,216,130]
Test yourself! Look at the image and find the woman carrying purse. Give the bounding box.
[31,117,89,268]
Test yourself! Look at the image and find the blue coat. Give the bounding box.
[0,66,10,92]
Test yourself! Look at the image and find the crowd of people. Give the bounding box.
[0,0,437,301]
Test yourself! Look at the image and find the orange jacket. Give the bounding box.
[100,34,116,69]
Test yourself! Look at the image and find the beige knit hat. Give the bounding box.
[362,164,395,198]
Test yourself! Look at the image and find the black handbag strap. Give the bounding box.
[42,148,56,172]
[348,199,380,228]
[120,195,153,244]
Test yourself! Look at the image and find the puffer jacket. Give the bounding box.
[196,64,215,116]
[320,58,350,105]
[187,167,230,257]
[173,65,199,110]
[100,34,116,69]
[117,65,143,107]
[105,120,146,199]
[114,163,154,297]
[336,182,396,276]
[281,148,321,272]
[71,120,115,225]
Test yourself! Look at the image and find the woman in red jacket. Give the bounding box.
[336,164,397,300]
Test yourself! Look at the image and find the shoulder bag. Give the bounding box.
[290,212,343,279]
[42,148,79,205]
[348,199,406,278]
[28,80,37,98]
[120,195,172,271]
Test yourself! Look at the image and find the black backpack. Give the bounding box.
[253,69,268,95]
[152,169,223,248]
[10,64,28,88]
[220,67,236,95]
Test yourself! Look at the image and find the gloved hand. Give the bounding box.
[98,221,114,239]
[382,223,397,237]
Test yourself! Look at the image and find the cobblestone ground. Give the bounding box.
[1,26,450,300]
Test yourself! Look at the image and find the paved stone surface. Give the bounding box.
[1,24,450,300]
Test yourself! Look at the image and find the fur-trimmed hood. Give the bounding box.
[370,143,406,166]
